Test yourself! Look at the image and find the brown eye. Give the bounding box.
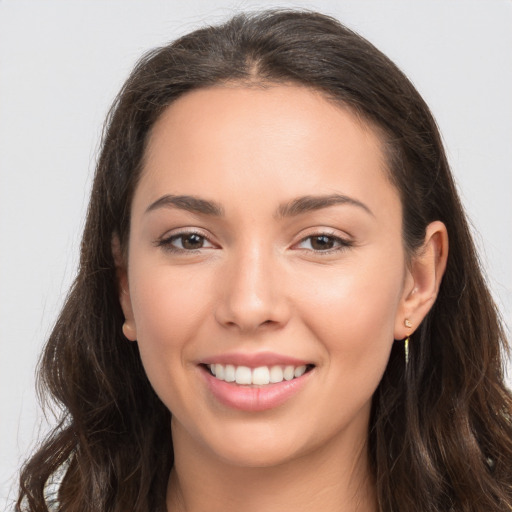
[157,231,215,252]
[310,235,336,250]
[295,234,352,253]
[179,233,205,250]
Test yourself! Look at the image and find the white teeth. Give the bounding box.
[269,365,284,383]
[235,366,252,385]
[252,366,270,385]
[294,365,306,378]
[207,363,310,385]
[283,366,295,381]
[215,364,225,380]
[224,364,235,382]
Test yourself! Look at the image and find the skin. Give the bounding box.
[115,84,448,512]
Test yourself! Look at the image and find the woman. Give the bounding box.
[17,9,512,512]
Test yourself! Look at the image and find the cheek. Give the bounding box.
[130,261,208,340]
[294,251,405,368]
[127,265,211,407]
[265,256,406,446]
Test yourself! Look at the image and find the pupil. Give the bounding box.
[312,235,333,250]
[182,234,203,249]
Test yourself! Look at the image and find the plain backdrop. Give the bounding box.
[1,0,511,507]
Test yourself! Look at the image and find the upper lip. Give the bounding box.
[200,351,313,368]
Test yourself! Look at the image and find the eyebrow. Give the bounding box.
[276,194,374,218]
[145,193,373,218]
[145,195,224,216]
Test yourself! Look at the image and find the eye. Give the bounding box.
[295,234,352,252]
[157,231,216,252]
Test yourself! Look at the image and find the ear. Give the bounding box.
[112,235,137,341]
[394,221,448,339]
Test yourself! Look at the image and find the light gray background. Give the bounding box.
[1,0,511,507]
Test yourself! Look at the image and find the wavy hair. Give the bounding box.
[17,9,512,512]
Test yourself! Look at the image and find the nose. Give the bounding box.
[214,245,290,333]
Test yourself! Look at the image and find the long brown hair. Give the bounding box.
[17,10,512,512]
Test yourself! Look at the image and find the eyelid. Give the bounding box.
[155,227,218,251]
[154,226,353,254]
[291,228,354,253]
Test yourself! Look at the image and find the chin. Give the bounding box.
[202,416,340,470]
[213,440,306,469]
[185,418,311,468]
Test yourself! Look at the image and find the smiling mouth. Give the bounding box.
[204,363,315,386]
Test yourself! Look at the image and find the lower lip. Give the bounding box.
[201,367,312,412]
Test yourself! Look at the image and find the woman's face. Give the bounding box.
[120,85,413,467]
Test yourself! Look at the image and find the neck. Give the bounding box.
[166,419,377,512]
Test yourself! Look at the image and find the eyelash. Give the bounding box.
[156,230,214,253]
[294,232,353,254]
[156,230,353,255]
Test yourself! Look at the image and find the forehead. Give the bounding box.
[136,84,399,218]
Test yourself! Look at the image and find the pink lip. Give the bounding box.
[200,365,313,412]
[201,351,310,368]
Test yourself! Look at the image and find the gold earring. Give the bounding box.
[404,319,412,365]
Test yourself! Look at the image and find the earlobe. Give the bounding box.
[394,221,448,339]
[112,235,137,341]
[122,320,137,341]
